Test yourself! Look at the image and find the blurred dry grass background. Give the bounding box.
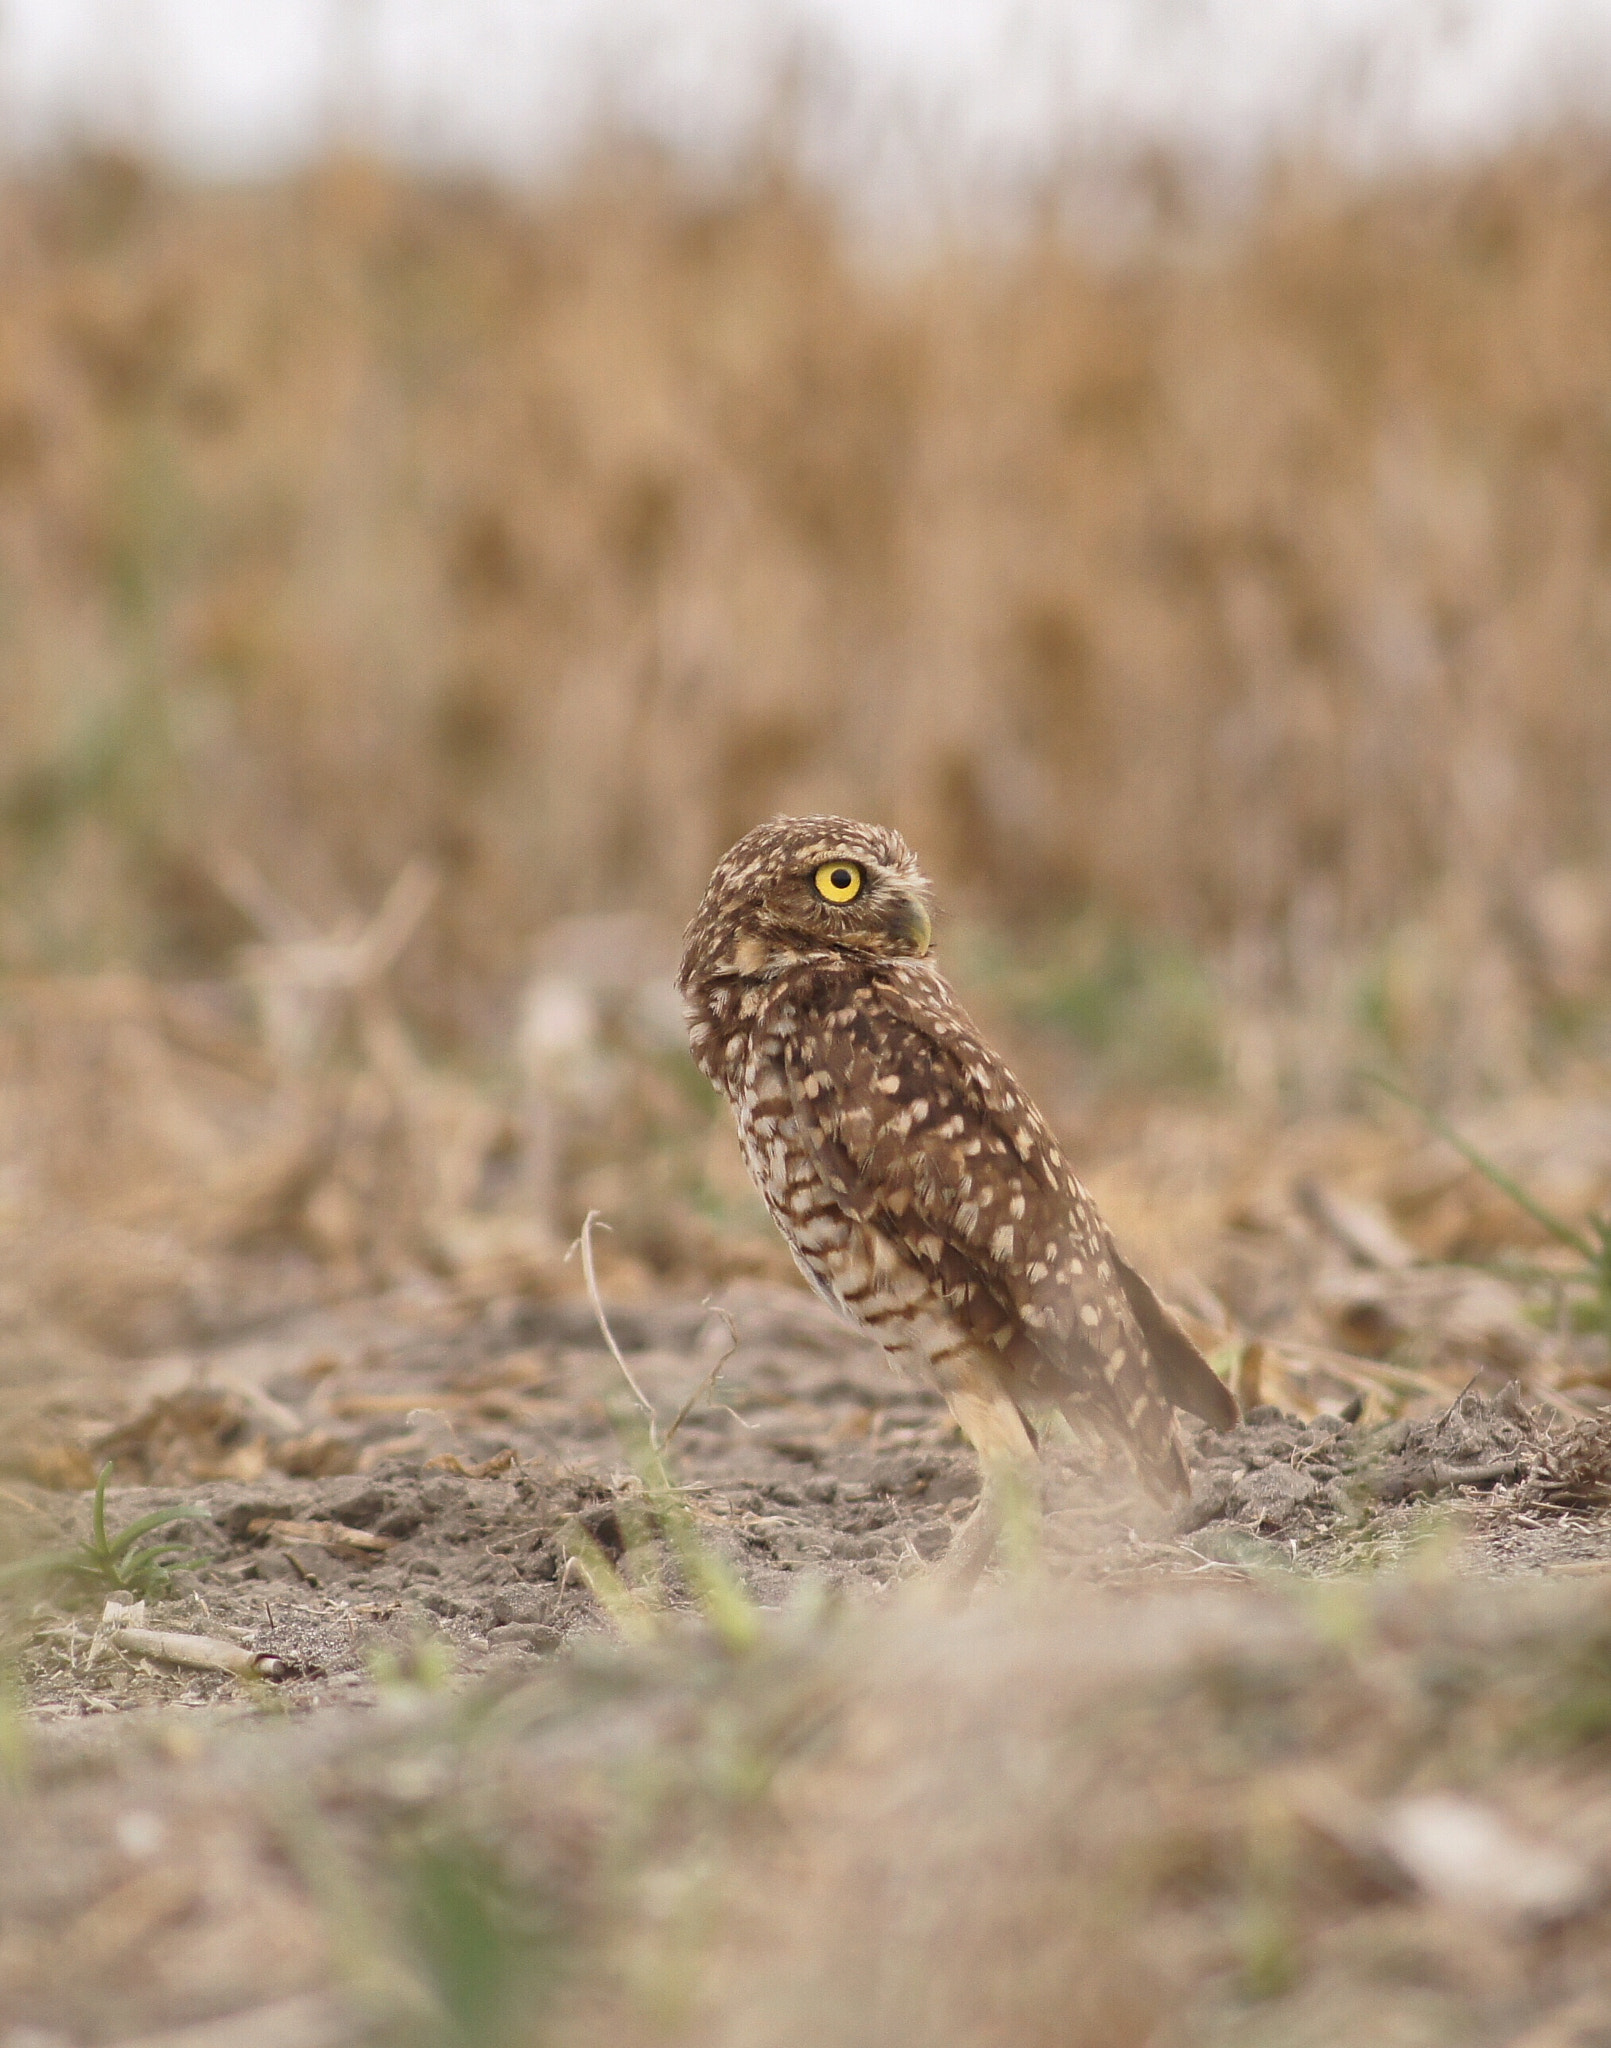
[2,137,1611,1382]
[3,142,1611,1050]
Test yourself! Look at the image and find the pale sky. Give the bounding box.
[2,0,1610,211]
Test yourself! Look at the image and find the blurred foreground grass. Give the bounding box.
[11,1566,1611,2045]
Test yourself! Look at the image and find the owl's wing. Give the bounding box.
[1110,1248,1238,1430]
[775,964,1234,1489]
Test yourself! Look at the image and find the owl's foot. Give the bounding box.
[937,1494,1000,1594]
[938,1464,1042,1594]
[934,1377,1043,1592]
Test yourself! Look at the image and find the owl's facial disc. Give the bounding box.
[779,846,931,960]
[680,817,933,986]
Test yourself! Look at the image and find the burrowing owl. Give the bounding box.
[678,816,1235,1565]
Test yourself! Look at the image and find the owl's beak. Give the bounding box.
[894,895,932,956]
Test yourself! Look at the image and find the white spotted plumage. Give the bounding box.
[678,815,1237,1503]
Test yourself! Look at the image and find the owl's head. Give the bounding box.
[678,816,933,989]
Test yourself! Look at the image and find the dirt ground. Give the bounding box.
[6,1242,1611,2045]
[4,1037,1611,2047]
[8,1274,1611,1724]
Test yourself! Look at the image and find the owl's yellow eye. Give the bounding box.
[813,860,864,904]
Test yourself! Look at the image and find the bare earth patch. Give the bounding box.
[6,1274,1611,2045]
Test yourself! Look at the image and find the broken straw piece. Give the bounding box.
[1378,1795,1597,1924]
[245,1517,393,1555]
[87,1595,147,1668]
[112,1626,291,1682]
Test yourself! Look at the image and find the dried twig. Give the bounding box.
[660,1300,756,1447]
[246,1518,393,1556]
[209,849,318,944]
[564,1226,756,1458]
[0,1484,53,1519]
[1295,1177,1416,1270]
[229,856,441,1071]
[567,1211,661,1441]
[239,858,440,996]
[1263,1340,1452,1399]
[111,1990,351,2048]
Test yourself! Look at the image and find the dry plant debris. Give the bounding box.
[2,1094,1611,2048]
[3,145,1611,1088]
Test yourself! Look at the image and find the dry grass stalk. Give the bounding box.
[569,1209,661,1437]
[111,1624,290,1682]
[0,145,1607,1071]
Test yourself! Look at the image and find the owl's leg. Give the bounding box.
[938,1374,1041,1591]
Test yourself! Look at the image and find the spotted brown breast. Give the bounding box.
[678,815,1236,1504]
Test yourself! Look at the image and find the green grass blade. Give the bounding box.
[1360,1071,1595,1259]
[0,1549,81,1585]
[90,1461,112,1559]
[103,1503,210,1558]
[651,1485,761,1651]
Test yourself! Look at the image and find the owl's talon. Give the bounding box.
[935,1465,1042,1594]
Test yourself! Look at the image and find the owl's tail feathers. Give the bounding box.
[1052,1369,1194,1507]
[1122,1413,1194,1507]
[1048,1281,1232,1508]
[1113,1250,1239,1432]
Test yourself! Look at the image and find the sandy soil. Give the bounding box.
[6,1264,1611,2045]
[9,1276,1611,1720]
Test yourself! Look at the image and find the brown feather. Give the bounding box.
[1113,1252,1240,1431]
[678,815,1237,1508]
